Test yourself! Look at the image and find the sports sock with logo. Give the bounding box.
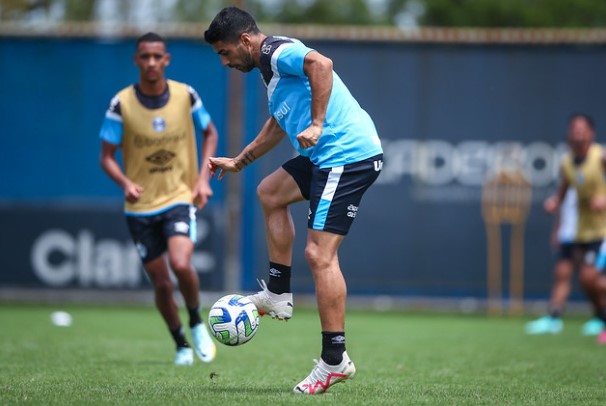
[170,325,190,349]
[321,331,346,365]
[267,262,291,294]
[187,305,202,328]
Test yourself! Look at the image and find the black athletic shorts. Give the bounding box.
[125,204,197,263]
[282,154,383,235]
[558,239,604,267]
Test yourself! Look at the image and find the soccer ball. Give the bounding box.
[208,294,259,346]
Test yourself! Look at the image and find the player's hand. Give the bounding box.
[296,125,322,149]
[591,195,606,211]
[208,157,240,181]
[543,195,559,214]
[192,181,213,210]
[124,181,144,203]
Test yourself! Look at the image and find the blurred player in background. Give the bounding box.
[536,114,606,340]
[99,32,218,365]
[525,187,605,335]
[204,7,383,394]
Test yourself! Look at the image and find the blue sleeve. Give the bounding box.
[192,104,211,133]
[188,85,211,132]
[99,116,122,144]
[99,95,122,144]
[276,42,314,77]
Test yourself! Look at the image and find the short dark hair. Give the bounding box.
[204,7,260,44]
[136,32,166,48]
[569,113,595,130]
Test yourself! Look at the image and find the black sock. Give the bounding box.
[267,262,291,294]
[187,305,202,328]
[549,309,562,318]
[170,325,190,349]
[321,331,346,365]
[596,309,606,324]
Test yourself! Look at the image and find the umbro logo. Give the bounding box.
[174,222,189,233]
[331,335,346,344]
[146,149,175,166]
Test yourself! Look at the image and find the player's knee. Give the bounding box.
[169,258,192,275]
[304,244,329,270]
[579,268,598,288]
[257,181,279,209]
[256,179,270,199]
[153,278,174,295]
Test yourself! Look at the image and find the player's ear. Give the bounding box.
[240,32,251,46]
[165,52,171,66]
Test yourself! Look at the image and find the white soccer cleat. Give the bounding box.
[247,279,293,320]
[174,347,194,366]
[294,351,356,395]
[191,322,216,363]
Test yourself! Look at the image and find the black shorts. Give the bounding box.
[126,204,197,263]
[557,242,574,260]
[558,240,604,267]
[282,154,383,235]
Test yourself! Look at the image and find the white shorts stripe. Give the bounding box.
[313,166,344,230]
[321,166,344,201]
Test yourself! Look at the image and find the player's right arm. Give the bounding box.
[209,116,286,180]
[544,172,569,214]
[98,94,143,203]
[99,141,143,203]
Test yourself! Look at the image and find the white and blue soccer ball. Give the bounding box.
[208,294,259,346]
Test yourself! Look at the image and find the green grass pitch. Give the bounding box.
[1,303,605,405]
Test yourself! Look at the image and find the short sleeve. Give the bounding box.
[99,94,123,144]
[276,42,314,77]
[187,85,211,132]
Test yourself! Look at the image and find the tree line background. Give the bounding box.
[2,0,606,28]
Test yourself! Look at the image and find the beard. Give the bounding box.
[238,52,255,72]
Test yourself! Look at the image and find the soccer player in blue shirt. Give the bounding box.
[204,7,383,394]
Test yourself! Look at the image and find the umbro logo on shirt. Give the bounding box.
[146,149,175,166]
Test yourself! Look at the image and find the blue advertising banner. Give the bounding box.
[2,35,606,308]
[0,205,223,291]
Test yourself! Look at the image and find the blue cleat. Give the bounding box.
[175,347,194,366]
[582,318,604,336]
[525,316,563,335]
[191,322,216,363]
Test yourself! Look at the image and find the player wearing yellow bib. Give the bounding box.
[526,187,606,335]
[99,32,218,365]
[543,114,606,341]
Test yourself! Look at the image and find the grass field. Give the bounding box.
[1,303,605,405]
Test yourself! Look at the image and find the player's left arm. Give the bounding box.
[592,147,606,211]
[296,50,333,149]
[209,117,286,180]
[193,120,219,209]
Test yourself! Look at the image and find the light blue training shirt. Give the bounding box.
[258,36,383,168]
